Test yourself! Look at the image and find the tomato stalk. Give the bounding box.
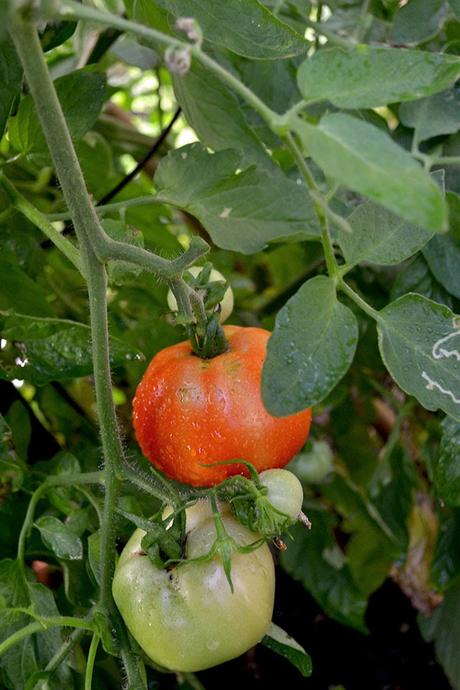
[9,13,146,689]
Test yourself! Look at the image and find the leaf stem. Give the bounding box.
[285,132,338,277]
[46,195,169,221]
[338,280,381,321]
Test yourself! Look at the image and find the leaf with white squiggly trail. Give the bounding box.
[377,294,460,420]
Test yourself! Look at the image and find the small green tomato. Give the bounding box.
[112,500,274,672]
[259,469,304,520]
[167,266,234,322]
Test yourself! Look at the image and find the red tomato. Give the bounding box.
[133,326,311,486]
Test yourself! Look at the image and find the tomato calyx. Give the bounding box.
[119,495,264,591]
[173,263,231,359]
[187,310,229,360]
[119,462,309,589]
[205,460,309,540]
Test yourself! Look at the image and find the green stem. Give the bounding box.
[46,195,170,221]
[85,633,100,690]
[55,1,279,128]
[9,17,144,687]
[0,618,95,657]
[38,627,86,688]
[122,463,178,506]
[338,280,381,321]
[0,623,43,656]
[0,175,84,274]
[286,132,338,277]
[432,155,460,166]
[17,483,48,573]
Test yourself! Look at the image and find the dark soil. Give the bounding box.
[196,568,451,690]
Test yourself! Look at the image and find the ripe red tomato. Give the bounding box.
[133,326,311,486]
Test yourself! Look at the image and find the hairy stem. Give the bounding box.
[338,280,381,321]
[286,132,338,277]
[9,15,145,686]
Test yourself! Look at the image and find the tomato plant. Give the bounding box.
[1,1,460,690]
[113,500,275,672]
[133,326,312,486]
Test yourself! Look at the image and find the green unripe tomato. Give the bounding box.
[167,266,234,323]
[112,500,274,672]
[259,469,304,520]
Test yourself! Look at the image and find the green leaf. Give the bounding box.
[0,312,143,385]
[391,255,454,308]
[0,35,22,140]
[261,623,312,677]
[449,0,460,20]
[321,471,406,596]
[432,416,460,507]
[262,276,358,415]
[5,399,31,461]
[9,68,107,155]
[377,294,460,420]
[293,114,447,232]
[35,516,83,560]
[0,414,24,494]
[40,21,77,52]
[0,559,71,690]
[297,46,460,109]
[423,192,460,299]
[399,87,460,143]
[430,510,460,591]
[155,143,319,253]
[172,62,272,170]
[87,530,101,585]
[419,579,460,689]
[339,201,434,267]
[0,1,11,40]
[280,512,368,632]
[156,0,307,58]
[390,0,447,45]
[0,252,54,317]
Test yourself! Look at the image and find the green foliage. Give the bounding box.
[262,276,358,413]
[155,143,319,252]
[293,114,447,231]
[1,0,460,688]
[156,0,308,58]
[377,295,460,419]
[261,623,312,677]
[9,69,107,155]
[297,47,460,109]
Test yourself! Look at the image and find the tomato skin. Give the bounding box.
[259,469,304,520]
[112,501,275,672]
[133,326,312,486]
